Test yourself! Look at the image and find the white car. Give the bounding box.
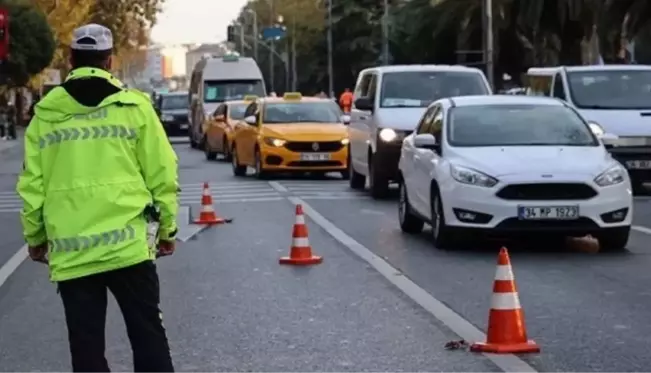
[397,95,633,251]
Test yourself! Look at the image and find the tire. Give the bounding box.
[369,154,389,199]
[204,137,217,160]
[254,147,268,179]
[398,182,424,234]
[596,226,630,252]
[348,149,365,189]
[231,143,247,176]
[222,136,232,161]
[340,170,350,180]
[430,186,461,249]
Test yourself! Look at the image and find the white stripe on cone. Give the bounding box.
[201,204,214,212]
[494,264,514,281]
[490,292,522,310]
[202,188,210,196]
[295,214,305,224]
[292,237,310,247]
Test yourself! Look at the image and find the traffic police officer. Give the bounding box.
[16,24,178,372]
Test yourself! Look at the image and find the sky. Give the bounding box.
[151,0,249,44]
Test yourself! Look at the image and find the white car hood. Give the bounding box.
[580,109,651,136]
[450,146,612,178]
[375,107,427,131]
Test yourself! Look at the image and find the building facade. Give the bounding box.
[185,43,227,76]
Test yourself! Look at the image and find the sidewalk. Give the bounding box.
[0,200,501,371]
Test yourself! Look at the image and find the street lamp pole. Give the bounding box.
[327,0,333,96]
[247,9,259,61]
[382,0,389,65]
[483,0,494,89]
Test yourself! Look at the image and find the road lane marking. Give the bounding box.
[288,196,537,373]
[0,245,27,289]
[632,225,651,235]
[268,181,288,192]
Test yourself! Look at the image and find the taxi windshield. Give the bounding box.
[447,104,598,147]
[229,104,248,120]
[567,70,651,110]
[380,71,490,108]
[262,101,342,123]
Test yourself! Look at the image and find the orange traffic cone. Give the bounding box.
[471,247,540,354]
[193,182,226,225]
[279,204,323,265]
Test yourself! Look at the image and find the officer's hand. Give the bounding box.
[28,243,48,264]
[157,240,176,258]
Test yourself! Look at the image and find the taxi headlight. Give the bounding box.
[263,137,286,147]
[341,138,350,145]
[450,164,498,188]
[594,165,626,187]
[379,128,397,142]
[161,114,174,121]
[588,121,605,137]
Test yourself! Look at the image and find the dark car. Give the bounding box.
[156,91,189,136]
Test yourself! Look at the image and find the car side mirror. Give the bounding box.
[244,115,257,125]
[600,132,618,149]
[413,133,439,150]
[341,114,351,125]
[354,97,374,112]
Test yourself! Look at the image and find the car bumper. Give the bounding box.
[261,145,348,172]
[374,140,403,180]
[440,181,632,236]
[162,121,189,135]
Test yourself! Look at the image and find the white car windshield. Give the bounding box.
[447,104,598,147]
[567,70,651,110]
[262,102,342,123]
[380,71,490,108]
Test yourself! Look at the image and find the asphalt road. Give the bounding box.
[2,137,651,371]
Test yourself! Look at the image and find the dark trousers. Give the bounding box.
[58,261,174,372]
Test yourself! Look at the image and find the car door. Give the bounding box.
[240,101,260,165]
[402,106,436,211]
[414,105,444,214]
[206,104,225,150]
[349,72,375,174]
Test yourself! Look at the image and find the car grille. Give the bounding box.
[173,114,188,123]
[496,183,597,201]
[284,141,344,153]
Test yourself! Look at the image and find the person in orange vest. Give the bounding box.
[339,88,353,113]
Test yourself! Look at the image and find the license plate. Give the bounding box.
[300,153,331,161]
[518,206,579,220]
[625,160,651,169]
[180,124,189,129]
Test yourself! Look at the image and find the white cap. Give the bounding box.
[71,23,113,51]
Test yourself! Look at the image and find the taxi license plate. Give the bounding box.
[180,124,189,129]
[300,153,331,161]
[625,160,651,169]
[518,206,579,220]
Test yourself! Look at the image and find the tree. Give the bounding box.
[2,0,55,86]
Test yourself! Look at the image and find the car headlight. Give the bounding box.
[341,138,350,145]
[161,115,174,121]
[450,164,498,188]
[379,128,397,142]
[588,121,605,137]
[594,165,626,187]
[263,137,286,147]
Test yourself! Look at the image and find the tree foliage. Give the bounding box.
[232,0,651,93]
[3,0,55,86]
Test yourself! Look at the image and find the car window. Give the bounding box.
[354,72,373,98]
[552,74,566,100]
[430,109,443,142]
[244,102,258,117]
[228,103,248,120]
[262,101,341,123]
[213,104,225,116]
[415,106,437,134]
[161,95,188,110]
[380,71,490,108]
[447,104,598,147]
[204,80,265,103]
[567,70,651,109]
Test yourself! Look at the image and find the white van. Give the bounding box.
[526,65,651,191]
[188,54,266,148]
[348,65,492,198]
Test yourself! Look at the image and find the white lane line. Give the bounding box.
[632,225,651,235]
[0,245,28,289]
[288,196,537,373]
[268,181,288,192]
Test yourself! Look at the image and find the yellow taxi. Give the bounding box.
[202,96,257,161]
[231,92,351,178]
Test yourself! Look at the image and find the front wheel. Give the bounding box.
[221,136,232,161]
[254,147,269,179]
[595,226,630,252]
[430,187,462,249]
[231,144,247,176]
[204,137,217,160]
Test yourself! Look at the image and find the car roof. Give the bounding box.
[225,100,251,105]
[359,64,484,75]
[261,96,333,104]
[528,65,651,75]
[447,95,566,107]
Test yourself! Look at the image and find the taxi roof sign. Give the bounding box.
[243,95,258,101]
[283,92,302,100]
